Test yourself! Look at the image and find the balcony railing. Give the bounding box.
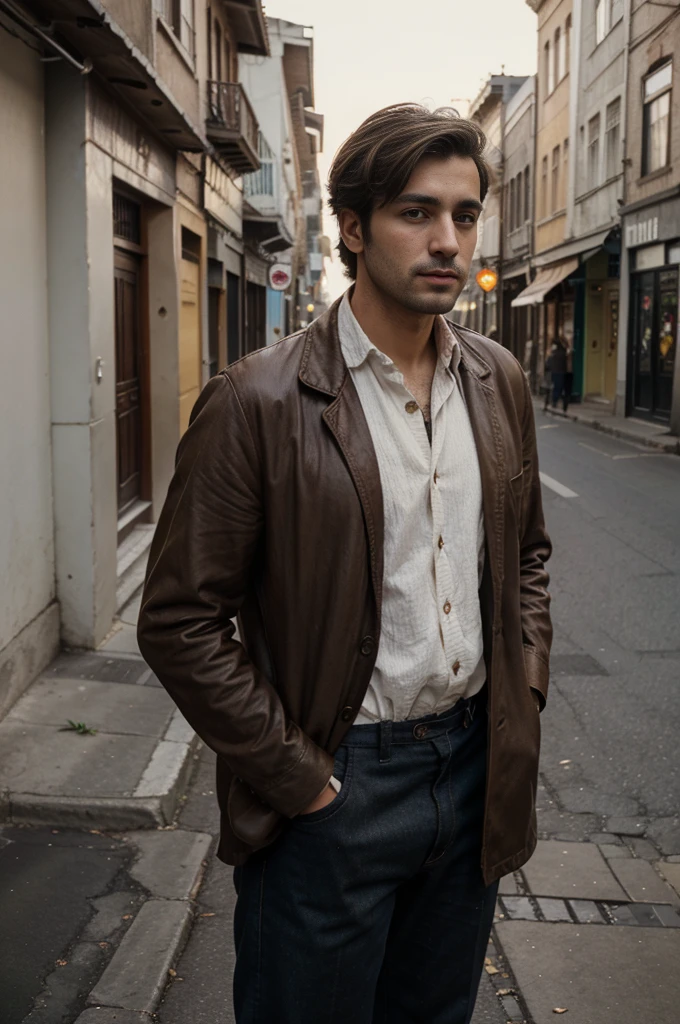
[206,81,260,174]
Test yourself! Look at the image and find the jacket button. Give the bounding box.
[360,636,374,656]
[341,706,354,722]
[452,660,461,675]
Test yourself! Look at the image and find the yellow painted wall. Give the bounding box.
[176,198,207,436]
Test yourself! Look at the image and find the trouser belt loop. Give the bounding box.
[379,720,392,763]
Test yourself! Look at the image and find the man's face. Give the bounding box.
[344,154,483,314]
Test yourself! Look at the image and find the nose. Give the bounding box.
[429,215,460,260]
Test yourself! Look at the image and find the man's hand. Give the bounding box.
[300,782,337,816]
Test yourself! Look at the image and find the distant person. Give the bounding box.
[542,343,555,411]
[550,337,568,411]
[138,103,553,1024]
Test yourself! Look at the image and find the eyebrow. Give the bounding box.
[392,193,484,213]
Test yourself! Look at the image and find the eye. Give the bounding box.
[455,213,478,225]
[402,208,427,221]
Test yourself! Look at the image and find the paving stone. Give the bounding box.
[495,922,680,1024]
[100,628,142,657]
[5,677,173,737]
[522,840,627,901]
[597,842,632,860]
[500,896,537,921]
[627,838,659,860]
[498,872,519,896]
[44,653,149,685]
[657,861,680,899]
[128,830,212,899]
[499,993,523,1021]
[537,897,572,922]
[667,855,680,864]
[569,899,605,924]
[588,832,622,845]
[629,903,663,927]
[88,899,192,1012]
[647,818,680,857]
[558,788,640,816]
[608,903,638,926]
[651,904,680,928]
[609,859,675,903]
[75,1010,150,1023]
[606,816,648,837]
[535,809,600,841]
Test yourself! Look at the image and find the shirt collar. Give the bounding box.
[338,290,461,373]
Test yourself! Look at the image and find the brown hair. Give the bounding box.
[328,104,490,279]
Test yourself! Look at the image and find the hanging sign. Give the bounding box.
[269,264,292,291]
[476,268,498,293]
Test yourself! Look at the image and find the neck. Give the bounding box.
[349,272,436,372]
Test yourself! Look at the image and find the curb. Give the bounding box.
[539,403,680,455]
[1,730,201,832]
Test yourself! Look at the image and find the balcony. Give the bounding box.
[206,82,260,174]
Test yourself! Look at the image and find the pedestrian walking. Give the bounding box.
[549,337,568,410]
[138,103,553,1024]
[542,343,555,411]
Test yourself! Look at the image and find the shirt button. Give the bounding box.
[438,536,444,549]
[452,660,461,675]
[360,636,374,656]
[341,706,354,722]
[433,471,440,485]
[405,400,418,414]
[443,601,451,615]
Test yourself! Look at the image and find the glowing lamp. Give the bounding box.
[476,268,498,293]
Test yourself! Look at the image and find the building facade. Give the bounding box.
[621,0,680,429]
[0,0,325,718]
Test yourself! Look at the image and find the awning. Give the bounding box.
[511,257,579,307]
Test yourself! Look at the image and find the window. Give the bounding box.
[605,97,621,180]
[563,138,569,206]
[643,61,672,175]
[541,155,548,217]
[611,0,623,27]
[565,15,571,75]
[551,145,560,212]
[161,0,195,60]
[544,41,554,97]
[524,165,531,221]
[515,173,522,229]
[588,113,601,184]
[555,28,562,82]
[596,0,607,44]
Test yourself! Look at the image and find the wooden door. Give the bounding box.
[114,250,143,513]
[604,286,619,402]
[179,254,201,435]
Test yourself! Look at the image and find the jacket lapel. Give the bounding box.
[455,332,507,633]
[299,299,384,615]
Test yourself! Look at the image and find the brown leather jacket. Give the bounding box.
[138,297,552,885]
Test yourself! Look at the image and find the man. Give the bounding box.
[138,104,552,1024]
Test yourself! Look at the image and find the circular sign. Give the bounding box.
[269,263,292,291]
[476,268,498,293]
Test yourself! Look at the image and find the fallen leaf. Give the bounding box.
[484,957,492,965]
[89,830,102,835]
[497,988,514,996]
[98,942,109,949]
[553,1009,568,1015]
[559,760,571,765]
[502,973,510,978]
[56,960,68,967]
[199,912,216,917]
[485,965,499,975]
[122,914,133,921]
[168,968,177,977]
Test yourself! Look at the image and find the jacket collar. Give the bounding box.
[298,294,492,395]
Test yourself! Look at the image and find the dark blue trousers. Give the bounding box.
[233,693,498,1024]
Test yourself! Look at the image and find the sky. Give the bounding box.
[264,0,539,300]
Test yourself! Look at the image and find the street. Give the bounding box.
[2,410,680,1024]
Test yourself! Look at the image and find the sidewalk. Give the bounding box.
[535,397,680,455]
[0,590,199,832]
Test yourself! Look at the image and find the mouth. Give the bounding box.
[418,271,460,284]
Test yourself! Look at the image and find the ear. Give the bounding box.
[338,209,365,256]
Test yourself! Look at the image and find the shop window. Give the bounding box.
[642,61,672,176]
[551,145,560,212]
[605,98,621,180]
[588,113,601,185]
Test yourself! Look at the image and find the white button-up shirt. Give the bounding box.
[338,293,486,723]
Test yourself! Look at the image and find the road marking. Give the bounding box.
[579,442,612,458]
[539,472,579,498]
[611,452,668,460]
[539,424,560,430]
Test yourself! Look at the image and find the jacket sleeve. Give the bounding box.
[137,372,334,817]
[518,373,553,708]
